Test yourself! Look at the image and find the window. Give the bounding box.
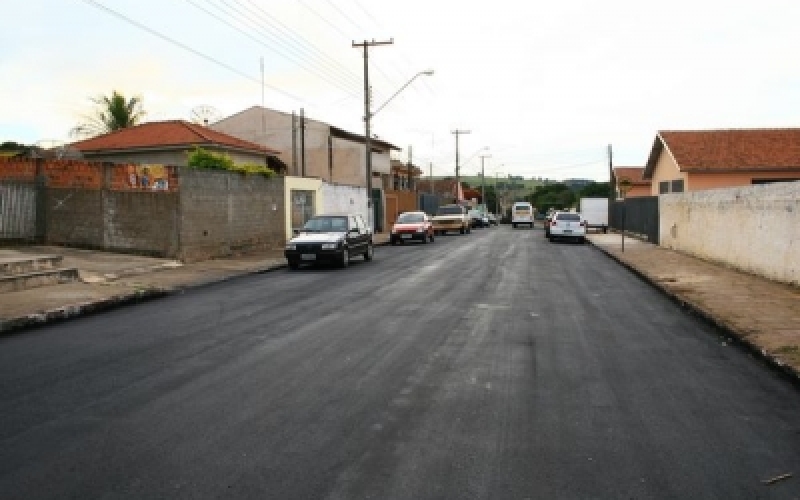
[671,179,684,193]
[659,181,669,194]
[556,213,581,222]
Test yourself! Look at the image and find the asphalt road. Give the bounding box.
[1,225,799,499]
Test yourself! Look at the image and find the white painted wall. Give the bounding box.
[321,182,368,222]
[660,181,800,286]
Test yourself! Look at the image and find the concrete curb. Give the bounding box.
[587,240,800,387]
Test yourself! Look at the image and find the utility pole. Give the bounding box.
[291,111,298,175]
[407,145,413,192]
[353,38,393,231]
[452,129,470,204]
[608,143,614,222]
[300,108,306,177]
[480,152,491,210]
[429,161,434,195]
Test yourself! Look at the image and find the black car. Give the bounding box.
[284,214,373,269]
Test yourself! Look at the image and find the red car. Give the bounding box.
[390,211,435,245]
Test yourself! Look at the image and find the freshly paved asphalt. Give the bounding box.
[1,226,799,499]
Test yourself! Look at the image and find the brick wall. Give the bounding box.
[179,169,285,262]
[2,158,286,260]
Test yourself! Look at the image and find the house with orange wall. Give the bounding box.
[611,166,650,199]
[643,129,800,194]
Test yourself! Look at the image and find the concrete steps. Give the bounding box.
[0,255,80,293]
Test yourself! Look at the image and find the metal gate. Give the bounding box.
[610,196,659,244]
[0,181,37,242]
[290,189,315,232]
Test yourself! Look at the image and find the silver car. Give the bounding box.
[548,212,586,243]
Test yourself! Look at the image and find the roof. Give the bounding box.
[644,128,800,179]
[71,120,281,156]
[612,166,649,186]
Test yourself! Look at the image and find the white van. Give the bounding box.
[511,202,534,229]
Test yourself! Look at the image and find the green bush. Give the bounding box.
[230,163,276,178]
[187,147,274,177]
[187,147,234,170]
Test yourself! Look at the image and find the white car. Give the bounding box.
[548,211,586,243]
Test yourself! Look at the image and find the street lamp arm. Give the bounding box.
[371,70,434,118]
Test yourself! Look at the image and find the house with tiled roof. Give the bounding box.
[70,120,286,171]
[644,128,800,195]
[611,166,650,198]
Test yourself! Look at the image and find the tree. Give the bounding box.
[578,181,611,198]
[71,90,146,138]
[528,182,576,214]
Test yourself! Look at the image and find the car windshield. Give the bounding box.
[556,213,581,221]
[302,216,348,232]
[468,210,482,217]
[397,213,424,223]
[514,206,531,213]
[437,206,463,215]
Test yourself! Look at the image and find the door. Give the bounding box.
[290,190,315,232]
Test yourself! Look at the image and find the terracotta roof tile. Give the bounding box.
[660,128,800,171]
[71,120,280,155]
[612,167,648,185]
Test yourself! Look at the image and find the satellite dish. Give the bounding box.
[33,139,79,159]
[190,105,221,126]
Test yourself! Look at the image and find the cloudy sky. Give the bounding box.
[3,0,799,181]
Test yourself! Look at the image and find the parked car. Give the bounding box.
[548,211,587,243]
[390,211,435,245]
[468,209,489,228]
[487,213,498,225]
[285,213,373,269]
[544,210,557,237]
[431,204,471,235]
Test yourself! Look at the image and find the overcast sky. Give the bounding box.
[3,0,799,181]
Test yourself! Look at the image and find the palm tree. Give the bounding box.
[70,90,146,138]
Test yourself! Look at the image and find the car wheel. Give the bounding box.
[364,243,374,261]
[459,227,465,234]
[512,223,517,229]
[288,259,299,270]
[421,234,428,244]
[548,236,554,242]
[339,248,349,268]
[466,226,471,234]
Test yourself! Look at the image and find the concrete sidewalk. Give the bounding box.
[1,230,799,382]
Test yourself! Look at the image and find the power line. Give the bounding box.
[234,0,364,88]
[80,0,306,104]
[185,0,361,97]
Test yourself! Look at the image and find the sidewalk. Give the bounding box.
[1,231,799,382]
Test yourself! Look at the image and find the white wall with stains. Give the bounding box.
[660,181,800,286]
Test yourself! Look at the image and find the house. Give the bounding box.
[643,128,800,195]
[611,167,650,199]
[210,106,400,188]
[70,120,284,170]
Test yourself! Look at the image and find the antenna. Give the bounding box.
[190,105,221,126]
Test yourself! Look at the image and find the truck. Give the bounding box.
[579,197,609,233]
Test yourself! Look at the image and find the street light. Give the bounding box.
[362,69,434,231]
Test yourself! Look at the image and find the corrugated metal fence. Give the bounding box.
[610,196,660,244]
[0,181,38,242]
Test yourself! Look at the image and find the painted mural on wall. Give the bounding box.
[126,164,172,190]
